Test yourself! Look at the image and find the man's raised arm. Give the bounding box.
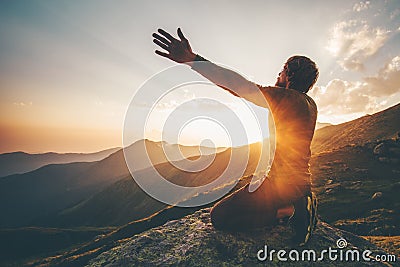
[152,28,269,108]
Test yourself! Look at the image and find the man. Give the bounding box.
[152,28,319,245]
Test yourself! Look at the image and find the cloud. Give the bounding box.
[364,56,400,97]
[13,101,33,107]
[326,20,389,71]
[390,9,400,20]
[309,56,400,120]
[353,1,370,12]
[310,79,371,115]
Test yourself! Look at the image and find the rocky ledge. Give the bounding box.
[87,208,399,266]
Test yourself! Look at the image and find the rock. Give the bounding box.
[334,209,399,236]
[371,192,383,200]
[324,182,342,194]
[325,188,334,194]
[347,180,362,190]
[373,143,388,156]
[374,141,400,164]
[87,208,396,266]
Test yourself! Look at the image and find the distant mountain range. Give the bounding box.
[0,139,225,178]
[53,141,266,227]
[0,148,120,177]
[0,139,227,228]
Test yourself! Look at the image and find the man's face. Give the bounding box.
[275,68,288,88]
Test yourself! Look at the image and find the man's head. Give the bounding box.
[275,56,319,93]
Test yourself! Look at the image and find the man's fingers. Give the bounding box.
[155,50,170,59]
[153,39,170,51]
[152,33,171,45]
[177,28,187,41]
[158,29,177,42]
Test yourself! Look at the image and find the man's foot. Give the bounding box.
[289,192,318,246]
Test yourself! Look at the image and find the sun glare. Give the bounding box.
[142,84,269,148]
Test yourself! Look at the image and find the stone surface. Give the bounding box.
[87,208,399,267]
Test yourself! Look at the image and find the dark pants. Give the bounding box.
[210,177,310,231]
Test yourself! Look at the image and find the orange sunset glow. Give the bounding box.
[1,1,399,153]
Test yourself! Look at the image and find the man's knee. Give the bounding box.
[210,201,225,230]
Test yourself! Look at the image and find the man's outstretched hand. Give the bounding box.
[152,28,196,64]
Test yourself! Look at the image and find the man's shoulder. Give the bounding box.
[259,85,317,113]
[259,86,311,100]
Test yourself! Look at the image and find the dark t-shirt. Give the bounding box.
[258,86,317,186]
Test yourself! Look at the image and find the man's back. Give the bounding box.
[260,86,317,196]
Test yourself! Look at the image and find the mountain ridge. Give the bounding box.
[0,147,120,177]
[311,103,400,154]
[0,139,229,228]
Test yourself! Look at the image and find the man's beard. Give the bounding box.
[275,79,286,88]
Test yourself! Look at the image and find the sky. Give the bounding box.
[0,0,399,153]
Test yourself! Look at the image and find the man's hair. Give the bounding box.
[284,56,319,93]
